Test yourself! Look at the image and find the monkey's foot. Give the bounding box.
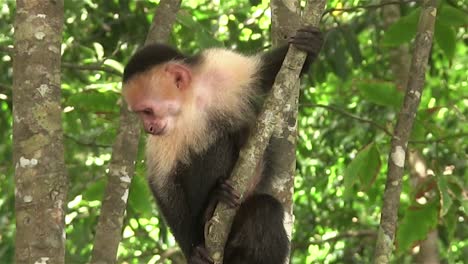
[203,180,240,224]
[214,180,241,208]
[189,245,214,264]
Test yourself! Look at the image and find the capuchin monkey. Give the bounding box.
[122,26,323,264]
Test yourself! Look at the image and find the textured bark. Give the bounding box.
[269,0,301,253]
[13,1,66,263]
[373,1,438,263]
[204,1,327,263]
[415,230,440,263]
[271,0,301,47]
[90,1,182,263]
[408,151,440,264]
[382,2,440,263]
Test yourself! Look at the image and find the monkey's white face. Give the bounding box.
[133,99,181,135]
[123,65,190,136]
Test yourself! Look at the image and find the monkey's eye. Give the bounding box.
[141,108,153,115]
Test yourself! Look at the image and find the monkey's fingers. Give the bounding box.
[290,31,323,44]
[289,36,323,54]
[291,27,323,42]
[296,26,321,34]
[215,181,241,208]
[289,42,321,55]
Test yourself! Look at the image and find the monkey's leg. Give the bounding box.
[224,194,289,264]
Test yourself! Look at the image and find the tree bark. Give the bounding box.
[382,1,440,263]
[269,0,301,257]
[204,1,327,263]
[408,151,440,264]
[13,0,66,263]
[374,1,438,263]
[90,1,182,263]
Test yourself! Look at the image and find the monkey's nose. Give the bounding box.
[146,123,166,135]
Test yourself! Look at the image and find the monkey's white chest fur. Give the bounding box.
[145,48,261,184]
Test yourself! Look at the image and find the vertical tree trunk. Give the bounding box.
[374,1,438,263]
[90,1,182,263]
[408,151,440,264]
[13,1,66,263]
[269,0,300,251]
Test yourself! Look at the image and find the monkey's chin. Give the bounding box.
[150,129,166,136]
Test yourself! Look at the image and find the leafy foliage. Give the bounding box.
[1,0,467,263]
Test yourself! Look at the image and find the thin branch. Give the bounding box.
[323,0,419,17]
[309,229,376,245]
[154,247,184,264]
[291,229,377,251]
[374,1,438,263]
[0,45,14,55]
[303,104,465,145]
[64,135,111,148]
[410,132,468,144]
[0,83,11,93]
[5,45,123,77]
[292,230,376,252]
[62,62,121,76]
[303,103,394,136]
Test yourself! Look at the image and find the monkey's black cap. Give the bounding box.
[123,44,187,83]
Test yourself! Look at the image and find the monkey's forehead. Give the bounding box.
[122,66,164,91]
[123,65,159,87]
[123,44,185,82]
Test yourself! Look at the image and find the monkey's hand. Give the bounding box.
[188,245,214,264]
[290,26,324,58]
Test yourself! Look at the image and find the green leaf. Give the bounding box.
[342,27,362,65]
[67,91,119,113]
[442,206,457,243]
[357,80,403,108]
[435,21,456,61]
[325,29,349,80]
[382,8,421,46]
[462,200,468,216]
[129,174,154,216]
[177,12,223,48]
[397,201,438,253]
[83,179,105,201]
[93,42,104,60]
[437,175,453,217]
[103,59,124,74]
[344,143,381,199]
[438,4,468,27]
[410,118,426,142]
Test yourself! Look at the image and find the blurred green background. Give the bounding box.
[0,0,466,263]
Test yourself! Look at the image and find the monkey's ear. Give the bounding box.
[165,63,192,90]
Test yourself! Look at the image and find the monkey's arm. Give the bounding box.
[149,180,202,257]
